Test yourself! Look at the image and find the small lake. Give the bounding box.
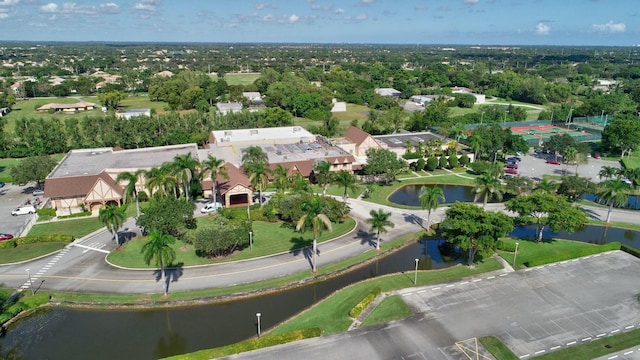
[582,194,640,210]
[388,184,504,206]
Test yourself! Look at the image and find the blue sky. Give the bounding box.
[0,0,637,46]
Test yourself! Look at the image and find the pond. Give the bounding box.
[1,238,461,360]
[582,194,640,210]
[3,223,638,360]
[388,184,504,206]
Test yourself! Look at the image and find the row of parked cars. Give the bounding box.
[504,156,521,176]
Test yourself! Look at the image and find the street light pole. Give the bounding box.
[26,268,34,295]
[256,313,261,338]
[513,242,519,267]
[249,231,253,255]
[414,258,419,285]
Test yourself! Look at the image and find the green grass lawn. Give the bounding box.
[0,242,67,264]
[28,217,105,238]
[497,237,620,269]
[479,336,519,360]
[271,258,501,336]
[0,153,65,183]
[360,295,413,327]
[216,73,261,86]
[621,154,640,169]
[107,218,356,268]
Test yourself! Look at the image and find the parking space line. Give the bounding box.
[472,279,482,282]
[550,346,561,350]
[610,329,620,334]
[499,273,508,277]
[625,325,634,330]
[445,284,454,288]
[402,293,412,297]
[459,281,469,285]
[608,355,618,359]
[487,276,495,280]
[566,341,576,346]
[624,351,634,355]
[518,354,530,359]
[534,350,545,355]
[432,287,441,290]
[582,337,592,342]
[597,333,606,337]
[417,290,425,294]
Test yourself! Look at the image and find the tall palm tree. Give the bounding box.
[598,179,632,223]
[99,204,125,246]
[241,145,268,170]
[562,147,577,175]
[271,164,290,193]
[145,165,177,198]
[116,170,143,217]
[333,170,358,201]
[199,155,228,204]
[313,160,333,195]
[419,185,445,227]
[248,162,270,205]
[141,230,176,296]
[171,153,199,201]
[468,134,483,160]
[473,172,503,208]
[599,165,620,180]
[366,208,394,250]
[534,178,558,194]
[296,197,332,273]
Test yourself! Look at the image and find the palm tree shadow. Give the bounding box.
[403,213,427,229]
[116,227,138,246]
[289,237,315,269]
[581,208,601,220]
[151,263,184,294]
[355,229,375,248]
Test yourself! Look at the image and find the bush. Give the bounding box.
[0,240,16,249]
[448,155,459,168]
[16,234,74,245]
[37,208,56,217]
[58,211,92,219]
[416,158,425,171]
[496,239,516,252]
[468,160,492,175]
[137,191,149,202]
[459,153,470,166]
[425,157,438,171]
[348,287,382,318]
[439,156,448,169]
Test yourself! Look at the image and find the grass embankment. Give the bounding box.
[0,242,67,264]
[107,218,356,268]
[0,290,50,326]
[360,295,413,327]
[28,217,105,239]
[497,237,620,269]
[45,230,427,304]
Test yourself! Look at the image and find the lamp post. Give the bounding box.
[513,242,519,267]
[256,313,261,338]
[249,231,253,255]
[414,258,419,285]
[26,268,34,295]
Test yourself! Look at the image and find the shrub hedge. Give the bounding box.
[58,211,92,219]
[496,240,517,252]
[0,240,16,249]
[348,287,381,318]
[15,234,74,245]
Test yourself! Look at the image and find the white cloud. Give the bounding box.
[39,3,58,13]
[464,0,479,4]
[535,22,550,35]
[334,7,344,14]
[592,21,626,33]
[134,0,161,13]
[311,4,332,11]
[345,12,367,22]
[0,0,20,6]
[255,2,277,10]
[361,0,374,4]
[289,13,299,23]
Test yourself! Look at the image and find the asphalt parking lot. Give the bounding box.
[0,182,41,238]
[513,151,621,182]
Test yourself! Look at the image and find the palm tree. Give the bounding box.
[333,170,358,201]
[598,179,632,223]
[241,146,268,170]
[366,208,394,250]
[296,197,332,273]
[248,162,270,205]
[313,159,333,195]
[562,147,577,175]
[141,230,176,296]
[145,164,177,198]
[271,164,290,193]
[473,172,503,208]
[419,186,445,227]
[534,178,558,194]
[99,204,125,246]
[116,170,143,218]
[468,134,483,160]
[171,153,199,201]
[199,155,228,204]
[599,166,620,180]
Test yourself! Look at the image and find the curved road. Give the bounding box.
[0,197,637,295]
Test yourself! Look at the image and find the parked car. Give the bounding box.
[504,160,518,165]
[505,163,518,169]
[0,182,5,188]
[11,205,36,216]
[546,159,561,165]
[0,233,14,241]
[504,168,518,175]
[200,202,223,214]
[507,156,522,162]
[33,189,45,196]
[593,153,602,159]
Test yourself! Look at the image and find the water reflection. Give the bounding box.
[388,184,502,206]
[582,194,640,210]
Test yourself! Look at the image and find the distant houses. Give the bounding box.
[216,102,243,115]
[374,88,401,97]
[116,108,151,119]
[37,101,97,113]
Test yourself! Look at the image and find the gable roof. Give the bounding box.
[44,171,122,199]
[344,126,372,147]
[217,163,250,195]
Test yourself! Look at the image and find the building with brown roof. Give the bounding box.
[340,126,384,158]
[45,171,123,215]
[37,101,96,113]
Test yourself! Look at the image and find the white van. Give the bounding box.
[12,205,36,216]
[200,202,223,214]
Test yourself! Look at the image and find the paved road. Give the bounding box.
[223,251,640,360]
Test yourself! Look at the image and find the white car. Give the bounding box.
[33,189,45,196]
[200,202,223,214]
[12,205,36,216]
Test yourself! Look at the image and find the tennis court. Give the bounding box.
[510,124,601,145]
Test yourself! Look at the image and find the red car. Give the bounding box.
[504,168,518,175]
[0,233,14,241]
[505,163,518,169]
[593,153,602,159]
[546,159,561,165]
